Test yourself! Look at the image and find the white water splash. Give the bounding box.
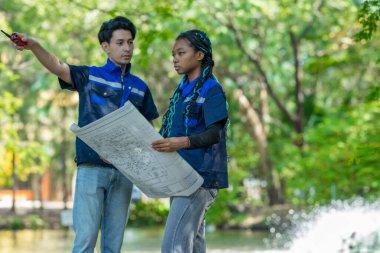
[289,203,380,253]
[210,200,380,253]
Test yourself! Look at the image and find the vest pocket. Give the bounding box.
[90,83,121,116]
[183,102,202,128]
[90,84,118,105]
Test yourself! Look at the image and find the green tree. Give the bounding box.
[0,92,49,212]
[356,0,380,41]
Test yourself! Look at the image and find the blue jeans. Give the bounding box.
[72,165,133,253]
[161,187,218,253]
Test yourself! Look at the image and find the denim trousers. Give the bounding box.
[72,165,133,253]
[161,187,218,253]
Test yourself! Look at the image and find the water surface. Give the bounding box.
[0,228,270,253]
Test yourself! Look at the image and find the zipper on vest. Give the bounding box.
[121,74,125,106]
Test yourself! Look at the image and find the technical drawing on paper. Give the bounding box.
[70,101,203,198]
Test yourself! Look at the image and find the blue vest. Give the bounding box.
[60,59,159,166]
[168,77,229,189]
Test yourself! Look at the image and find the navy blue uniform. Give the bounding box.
[59,58,159,166]
[168,76,228,189]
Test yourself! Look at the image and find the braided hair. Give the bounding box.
[160,30,217,138]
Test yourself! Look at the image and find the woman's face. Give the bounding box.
[172,38,204,79]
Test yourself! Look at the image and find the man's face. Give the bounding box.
[102,29,134,68]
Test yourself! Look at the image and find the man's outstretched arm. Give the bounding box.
[15,33,72,84]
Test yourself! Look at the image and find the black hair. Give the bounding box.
[160,30,216,138]
[98,16,136,44]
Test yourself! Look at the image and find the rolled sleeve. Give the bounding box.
[58,65,89,92]
[203,85,228,127]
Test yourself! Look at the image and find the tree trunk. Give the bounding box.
[290,31,307,147]
[11,151,17,213]
[235,89,284,205]
[61,107,68,210]
[31,174,39,211]
[39,175,44,213]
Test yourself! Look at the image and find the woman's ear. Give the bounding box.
[101,42,110,54]
[196,51,205,62]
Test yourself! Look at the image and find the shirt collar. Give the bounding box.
[179,75,201,98]
[104,58,131,75]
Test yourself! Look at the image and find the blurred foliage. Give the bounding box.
[29,214,46,229]
[8,217,25,230]
[284,95,380,205]
[0,0,379,226]
[1,214,46,230]
[128,200,169,226]
[356,0,380,41]
[0,92,49,185]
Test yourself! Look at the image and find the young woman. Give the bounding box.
[151,30,228,253]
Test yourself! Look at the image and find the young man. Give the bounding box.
[15,16,159,253]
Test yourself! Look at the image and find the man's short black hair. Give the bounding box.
[98,16,136,44]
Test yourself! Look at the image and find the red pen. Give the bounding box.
[1,30,28,46]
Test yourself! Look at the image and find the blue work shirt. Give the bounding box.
[168,76,229,189]
[59,58,159,166]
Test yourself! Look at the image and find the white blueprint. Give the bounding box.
[70,101,204,198]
